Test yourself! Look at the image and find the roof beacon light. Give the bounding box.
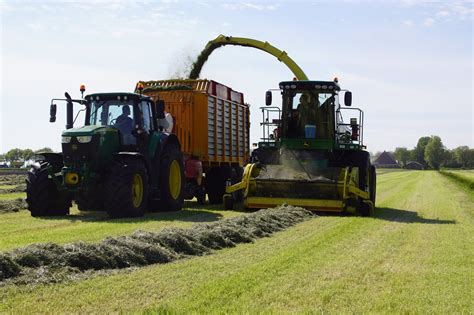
[80,84,86,98]
[137,82,144,94]
[333,77,339,83]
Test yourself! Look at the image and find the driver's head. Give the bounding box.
[122,105,131,116]
[300,94,310,104]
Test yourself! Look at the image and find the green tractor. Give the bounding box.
[26,85,185,218]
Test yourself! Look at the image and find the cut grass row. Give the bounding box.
[439,170,474,192]
[0,170,472,313]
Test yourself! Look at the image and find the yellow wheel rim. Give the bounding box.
[169,160,181,200]
[132,174,144,208]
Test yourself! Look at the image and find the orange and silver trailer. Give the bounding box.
[137,79,250,204]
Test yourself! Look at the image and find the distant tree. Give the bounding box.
[5,148,23,163]
[442,149,458,168]
[468,149,474,168]
[453,146,471,168]
[424,136,444,170]
[34,147,54,153]
[394,147,410,167]
[21,149,34,161]
[412,136,430,166]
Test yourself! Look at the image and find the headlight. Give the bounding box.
[77,136,92,143]
[62,136,72,143]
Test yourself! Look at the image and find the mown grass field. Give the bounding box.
[0,170,473,313]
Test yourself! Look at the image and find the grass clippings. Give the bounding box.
[0,205,313,285]
[0,198,27,213]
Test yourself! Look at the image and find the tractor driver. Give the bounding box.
[114,105,135,144]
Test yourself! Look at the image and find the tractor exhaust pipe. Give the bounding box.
[65,92,73,129]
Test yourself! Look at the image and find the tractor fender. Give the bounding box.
[156,133,181,160]
[36,152,64,172]
[114,152,151,175]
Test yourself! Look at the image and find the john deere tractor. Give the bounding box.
[26,85,185,218]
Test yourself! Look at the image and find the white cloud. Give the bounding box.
[423,17,435,26]
[27,23,41,31]
[402,19,414,27]
[436,10,450,17]
[222,2,278,11]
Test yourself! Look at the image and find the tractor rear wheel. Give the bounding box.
[158,144,184,211]
[26,162,71,217]
[104,158,149,218]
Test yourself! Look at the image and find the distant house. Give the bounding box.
[373,151,399,168]
[405,161,424,170]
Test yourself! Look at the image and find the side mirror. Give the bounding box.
[265,90,272,106]
[344,91,352,106]
[49,104,57,122]
[156,100,165,119]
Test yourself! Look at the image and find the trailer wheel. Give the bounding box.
[206,166,232,205]
[104,158,149,218]
[158,144,184,211]
[26,162,71,217]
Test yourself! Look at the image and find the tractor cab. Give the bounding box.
[261,79,364,151]
[84,93,157,147]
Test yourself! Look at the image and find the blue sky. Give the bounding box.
[1,0,472,154]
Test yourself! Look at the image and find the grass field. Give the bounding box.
[0,170,473,313]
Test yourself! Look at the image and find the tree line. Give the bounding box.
[376,136,474,170]
[0,148,53,166]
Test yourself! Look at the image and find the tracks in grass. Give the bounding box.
[0,171,473,313]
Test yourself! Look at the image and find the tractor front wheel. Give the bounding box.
[26,162,71,217]
[104,158,149,218]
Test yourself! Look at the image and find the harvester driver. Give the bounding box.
[296,93,317,137]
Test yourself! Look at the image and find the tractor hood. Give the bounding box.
[62,125,118,137]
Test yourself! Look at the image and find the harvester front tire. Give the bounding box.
[158,145,184,211]
[26,162,71,217]
[369,165,376,206]
[104,158,149,218]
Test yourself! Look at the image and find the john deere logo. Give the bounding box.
[72,144,78,150]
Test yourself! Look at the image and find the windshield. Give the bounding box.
[284,91,336,139]
[89,100,135,126]
[89,99,137,145]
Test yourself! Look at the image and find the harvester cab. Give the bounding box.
[225,79,376,216]
[26,85,185,218]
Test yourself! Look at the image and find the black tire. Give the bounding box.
[358,200,371,217]
[75,190,104,211]
[196,186,206,205]
[369,165,376,206]
[104,158,149,218]
[158,144,184,211]
[206,166,231,205]
[26,162,71,217]
[223,194,234,210]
